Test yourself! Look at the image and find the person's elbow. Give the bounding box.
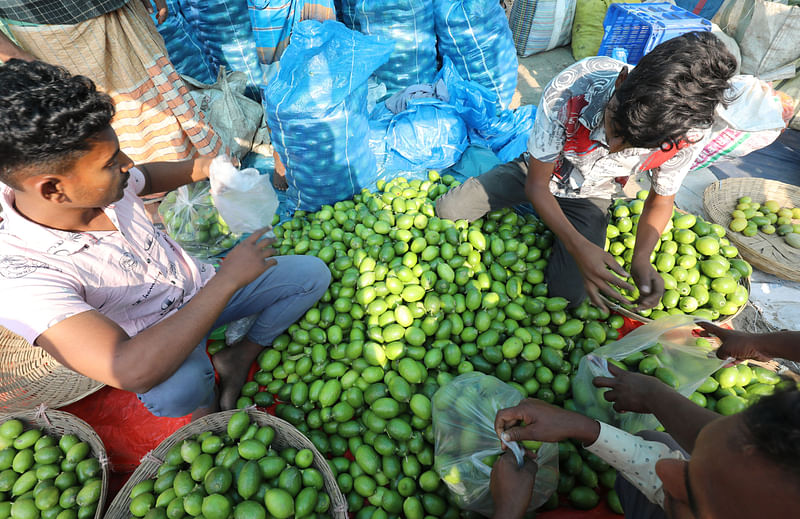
[111,350,164,394]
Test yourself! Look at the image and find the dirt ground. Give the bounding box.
[511,46,577,109]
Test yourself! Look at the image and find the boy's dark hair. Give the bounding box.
[741,382,800,481]
[612,31,737,150]
[0,59,115,189]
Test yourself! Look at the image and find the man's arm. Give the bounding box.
[524,158,634,310]
[137,156,215,196]
[495,398,685,507]
[35,230,276,393]
[699,321,800,362]
[593,363,719,452]
[0,32,35,62]
[630,190,673,309]
[490,451,538,519]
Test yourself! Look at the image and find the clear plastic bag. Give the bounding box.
[209,156,278,235]
[433,373,559,517]
[158,181,240,260]
[571,315,726,433]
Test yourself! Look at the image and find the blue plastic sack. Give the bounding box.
[354,0,438,96]
[152,0,216,83]
[179,0,265,94]
[433,0,518,108]
[264,20,393,211]
[436,58,535,162]
[470,104,536,162]
[436,57,497,132]
[371,99,469,178]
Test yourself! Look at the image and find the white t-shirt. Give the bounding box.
[0,169,215,344]
[527,57,711,199]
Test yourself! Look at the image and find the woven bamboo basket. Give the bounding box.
[0,326,104,413]
[104,408,348,519]
[0,407,109,519]
[600,271,750,326]
[703,178,800,282]
[602,202,751,325]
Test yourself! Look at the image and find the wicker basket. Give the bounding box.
[600,274,750,326]
[104,408,348,519]
[703,178,800,282]
[0,326,104,413]
[0,406,108,519]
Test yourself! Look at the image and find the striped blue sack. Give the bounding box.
[354,0,437,96]
[152,0,217,83]
[508,0,576,57]
[180,0,265,94]
[433,0,518,109]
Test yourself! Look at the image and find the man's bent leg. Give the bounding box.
[615,431,688,519]
[212,255,331,409]
[240,255,331,346]
[137,343,216,418]
[546,197,611,308]
[435,159,528,222]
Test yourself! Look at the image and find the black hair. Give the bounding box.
[741,382,800,481]
[0,59,115,189]
[612,31,737,150]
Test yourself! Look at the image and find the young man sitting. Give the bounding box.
[0,60,331,419]
[436,32,740,312]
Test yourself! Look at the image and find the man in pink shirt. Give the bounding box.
[0,59,330,418]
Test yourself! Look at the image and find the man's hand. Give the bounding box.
[592,362,671,414]
[215,229,277,288]
[142,0,168,24]
[630,259,665,311]
[495,398,600,445]
[490,452,538,519]
[697,322,770,362]
[574,242,635,312]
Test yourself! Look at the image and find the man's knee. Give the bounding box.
[278,255,331,297]
[138,348,215,417]
[435,177,486,222]
[546,250,588,308]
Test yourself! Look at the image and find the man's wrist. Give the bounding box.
[571,415,602,446]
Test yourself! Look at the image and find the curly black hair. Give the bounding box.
[612,31,737,150]
[0,59,115,189]
[741,382,800,482]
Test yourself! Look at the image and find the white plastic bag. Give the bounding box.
[208,156,279,235]
[433,373,559,517]
[717,75,786,132]
[571,315,727,433]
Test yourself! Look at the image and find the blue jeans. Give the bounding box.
[137,255,330,417]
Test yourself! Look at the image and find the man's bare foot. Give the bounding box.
[273,169,288,191]
[273,151,288,191]
[190,400,218,421]
[212,340,262,411]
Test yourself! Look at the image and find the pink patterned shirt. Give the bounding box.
[0,168,215,345]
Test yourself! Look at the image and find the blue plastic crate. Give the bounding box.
[597,2,711,65]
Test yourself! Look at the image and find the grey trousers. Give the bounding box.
[435,159,610,307]
[615,431,688,519]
